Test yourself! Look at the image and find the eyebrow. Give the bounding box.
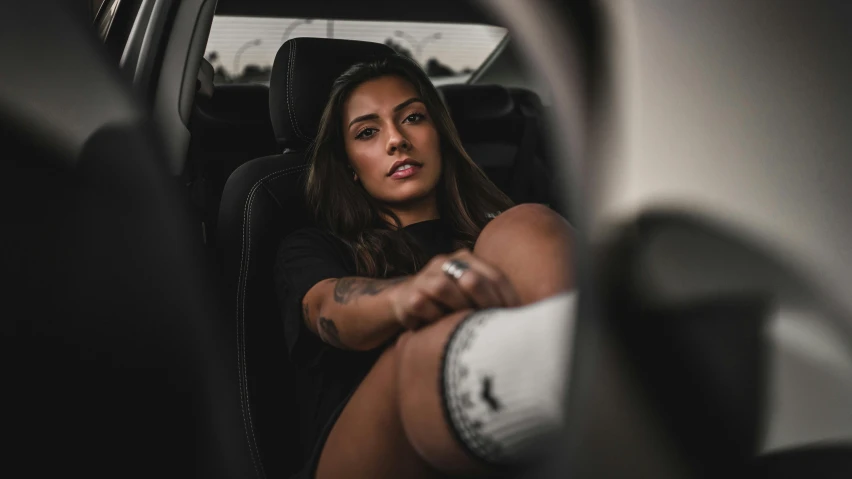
[347,97,424,129]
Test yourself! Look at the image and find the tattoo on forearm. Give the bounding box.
[333,277,406,304]
[318,316,347,349]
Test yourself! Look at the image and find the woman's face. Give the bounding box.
[342,75,442,207]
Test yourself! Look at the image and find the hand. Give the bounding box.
[389,249,520,329]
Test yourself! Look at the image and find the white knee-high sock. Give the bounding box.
[441,292,577,465]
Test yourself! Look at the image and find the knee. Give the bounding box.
[476,203,573,254]
[503,203,568,230]
[503,202,557,220]
[475,204,575,302]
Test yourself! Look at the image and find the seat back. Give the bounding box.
[440,84,561,210]
[3,2,257,477]
[186,80,279,249]
[216,38,394,478]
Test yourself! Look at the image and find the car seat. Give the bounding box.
[185,61,278,251]
[216,38,395,478]
[3,2,258,477]
[439,83,568,215]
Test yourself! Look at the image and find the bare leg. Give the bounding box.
[316,205,574,478]
[473,204,575,303]
[315,310,472,479]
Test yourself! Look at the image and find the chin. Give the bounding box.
[383,184,436,205]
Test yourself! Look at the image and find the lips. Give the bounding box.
[387,158,423,178]
[389,163,421,179]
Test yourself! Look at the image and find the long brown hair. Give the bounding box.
[306,54,513,277]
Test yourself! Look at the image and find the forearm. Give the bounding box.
[304,276,407,351]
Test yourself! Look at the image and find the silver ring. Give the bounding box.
[441,259,470,281]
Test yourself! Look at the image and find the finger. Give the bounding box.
[405,289,445,325]
[450,251,512,308]
[455,268,503,309]
[423,252,477,309]
[470,262,521,308]
[424,254,451,275]
[425,274,472,313]
[497,276,522,308]
[430,251,505,309]
[399,315,423,330]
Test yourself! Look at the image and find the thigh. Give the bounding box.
[315,310,481,479]
[474,204,575,304]
[314,341,438,479]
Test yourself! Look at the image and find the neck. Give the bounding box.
[385,193,439,227]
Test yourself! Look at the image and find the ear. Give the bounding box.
[353,172,359,182]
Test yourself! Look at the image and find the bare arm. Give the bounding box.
[301,250,521,352]
[302,276,408,351]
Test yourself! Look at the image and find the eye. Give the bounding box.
[403,112,425,124]
[355,127,377,140]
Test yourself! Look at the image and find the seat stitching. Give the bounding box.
[237,181,269,479]
[287,41,303,142]
[289,40,301,140]
[285,42,300,145]
[237,164,308,478]
[238,164,308,478]
[289,40,310,142]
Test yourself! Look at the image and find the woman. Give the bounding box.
[275,54,574,478]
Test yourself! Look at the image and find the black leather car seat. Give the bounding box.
[186,64,278,251]
[439,84,564,214]
[3,2,257,477]
[216,38,394,478]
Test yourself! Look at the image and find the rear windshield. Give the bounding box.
[204,16,507,86]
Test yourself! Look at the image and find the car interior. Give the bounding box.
[6,0,852,478]
[209,28,562,479]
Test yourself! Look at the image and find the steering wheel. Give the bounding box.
[482,0,852,477]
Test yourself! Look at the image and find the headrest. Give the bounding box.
[439,84,515,121]
[196,58,214,101]
[269,38,395,148]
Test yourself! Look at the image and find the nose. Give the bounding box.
[386,124,410,155]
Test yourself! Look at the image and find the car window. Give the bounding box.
[93,0,144,61]
[204,16,507,86]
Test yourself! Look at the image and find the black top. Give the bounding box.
[274,219,455,464]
